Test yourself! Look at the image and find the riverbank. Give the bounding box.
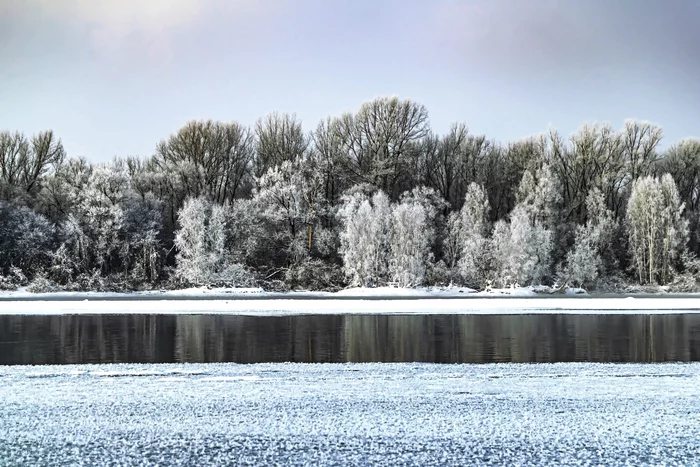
[3,284,700,301]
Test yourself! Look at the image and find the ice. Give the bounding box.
[1,296,700,315]
[0,362,698,465]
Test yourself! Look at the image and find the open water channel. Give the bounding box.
[2,313,699,365]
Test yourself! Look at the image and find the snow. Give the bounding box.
[0,284,571,300]
[1,362,699,465]
[0,286,266,299]
[0,296,699,315]
[333,286,477,297]
[161,286,265,295]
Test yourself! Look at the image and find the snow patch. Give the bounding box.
[333,286,477,297]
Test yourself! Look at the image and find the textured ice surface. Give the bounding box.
[1,362,699,466]
[2,296,700,315]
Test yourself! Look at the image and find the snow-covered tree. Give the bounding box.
[254,156,326,265]
[338,189,391,286]
[443,211,463,284]
[564,188,618,287]
[389,197,434,287]
[627,175,688,284]
[52,162,128,277]
[119,192,163,284]
[508,205,553,285]
[516,164,561,228]
[489,167,559,287]
[456,183,490,287]
[487,220,514,287]
[0,201,55,277]
[565,225,600,287]
[659,174,688,284]
[174,196,249,286]
[226,198,268,266]
[174,197,210,285]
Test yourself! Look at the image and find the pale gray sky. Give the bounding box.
[1,0,699,161]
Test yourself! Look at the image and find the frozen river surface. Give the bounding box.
[1,363,699,466]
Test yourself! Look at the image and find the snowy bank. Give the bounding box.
[1,297,700,315]
[0,285,589,300]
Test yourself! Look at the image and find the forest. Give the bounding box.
[1,96,699,293]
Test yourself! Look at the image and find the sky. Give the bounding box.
[1,0,699,162]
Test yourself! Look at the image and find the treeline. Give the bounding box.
[1,96,700,292]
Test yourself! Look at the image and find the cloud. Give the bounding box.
[1,0,282,64]
[430,0,700,86]
[41,0,203,61]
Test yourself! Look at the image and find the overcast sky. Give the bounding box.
[1,0,699,161]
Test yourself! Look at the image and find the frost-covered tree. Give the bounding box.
[119,192,164,284]
[174,197,249,286]
[80,164,127,274]
[516,164,561,228]
[659,174,688,284]
[489,167,559,286]
[38,157,93,224]
[338,189,391,286]
[52,162,128,277]
[3,102,700,293]
[564,188,618,287]
[565,225,600,288]
[225,199,268,266]
[456,183,490,287]
[508,205,553,286]
[627,175,688,284]
[254,156,326,265]
[399,186,447,264]
[389,197,434,287]
[174,197,210,284]
[0,201,55,277]
[662,139,700,254]
[487,220,513,287]
[443,211,462,285]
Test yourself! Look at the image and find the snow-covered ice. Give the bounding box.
[1,296,700,315]
[0,362,698,465]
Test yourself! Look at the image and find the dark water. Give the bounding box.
[1,314,699,365]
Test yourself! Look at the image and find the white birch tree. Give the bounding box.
[627,175,688,284]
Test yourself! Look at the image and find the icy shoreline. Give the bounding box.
[1,296,700,315]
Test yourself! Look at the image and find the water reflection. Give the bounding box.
[0,314,699,365]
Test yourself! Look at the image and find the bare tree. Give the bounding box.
[339,97,430,199]
[153,120,254,206]
[0,130,64,200]
[622,120,663,182]
[0,131,28,188]
[254,112,308,178]
[311,117,350,207]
